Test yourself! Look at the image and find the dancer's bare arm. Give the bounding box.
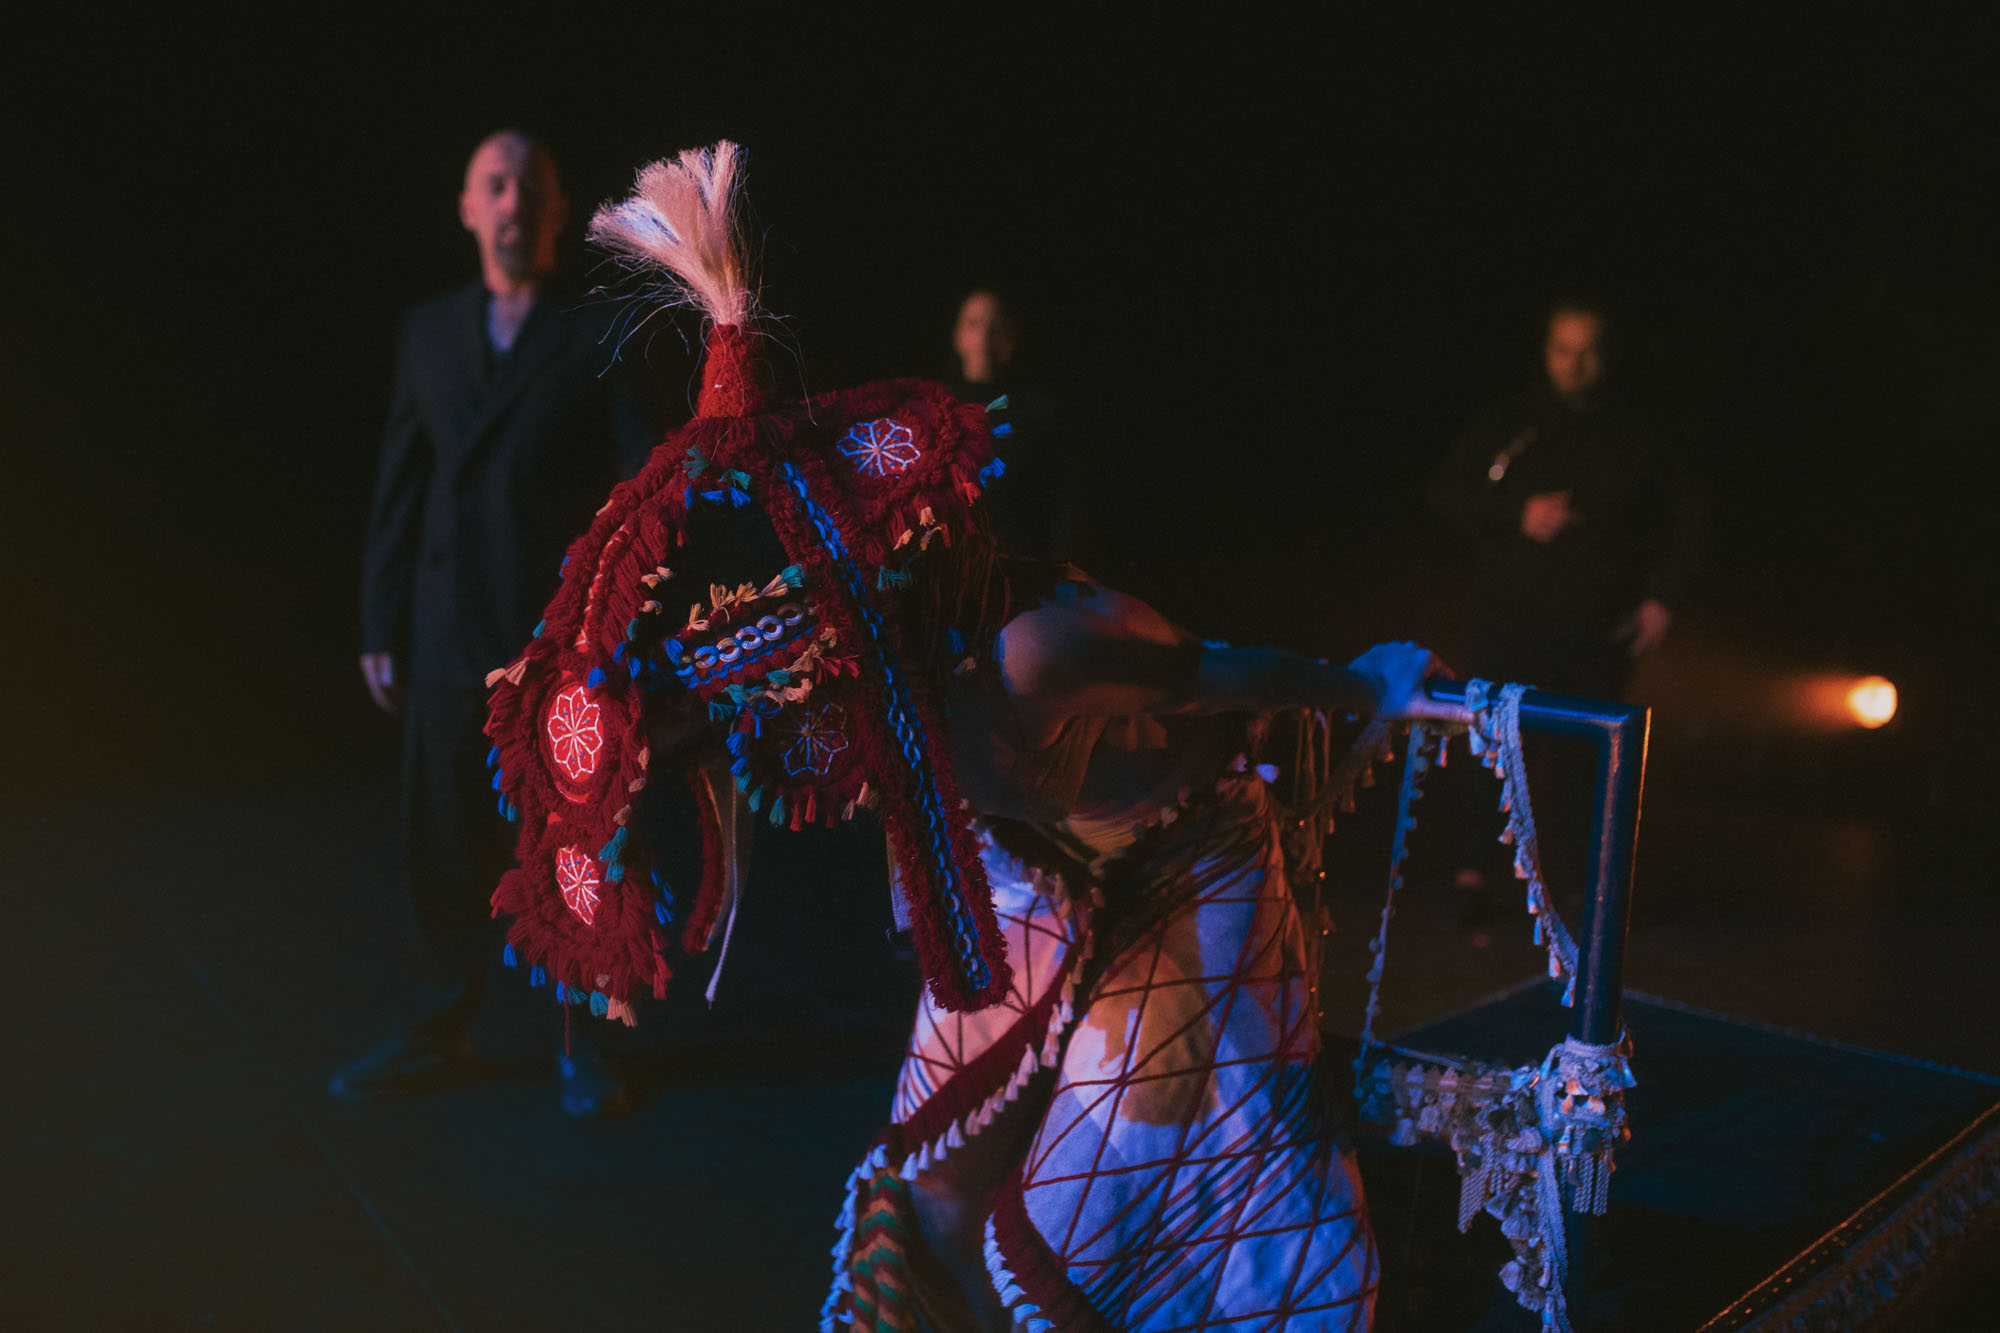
[996,578,1449,746]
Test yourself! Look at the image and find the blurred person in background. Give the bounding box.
[949,288,1078,563]
[1430,296,1702,909]
[338,130,665,1115]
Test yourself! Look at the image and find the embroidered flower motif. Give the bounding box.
[780,702,850,777]
[545,683,604,782]
[838,418,921,476]
[555,845,600,925]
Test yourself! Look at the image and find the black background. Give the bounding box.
[5,8,1994,796]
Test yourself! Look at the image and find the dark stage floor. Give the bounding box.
[4,740,1995,1330]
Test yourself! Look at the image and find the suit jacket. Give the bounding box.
[1429,384,1703,646]
[361,282,665,688]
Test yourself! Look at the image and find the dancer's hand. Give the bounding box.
[360,652,402,716]
[1347,641,1455,721]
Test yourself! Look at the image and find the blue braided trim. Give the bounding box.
[776,462,989,990]
[671,619,817,689]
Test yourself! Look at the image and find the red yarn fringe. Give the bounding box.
[485,371,1013,1015]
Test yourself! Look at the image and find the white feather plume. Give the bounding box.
[588,141,753,328]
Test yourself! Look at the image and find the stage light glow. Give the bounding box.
[1845,676,1897,729]
[1774,672,1903,732]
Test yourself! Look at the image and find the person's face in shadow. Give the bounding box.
[1543,310,1606,404]
[954,291,1018,385]
[459,131,567,286]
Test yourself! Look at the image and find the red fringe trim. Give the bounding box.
[879,934,1079,1159]
[483,375,1010,1014]
[989,1173,1114,1333]
[743,433,1011,1013]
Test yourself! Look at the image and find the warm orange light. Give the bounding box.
[1845,676,1897,729]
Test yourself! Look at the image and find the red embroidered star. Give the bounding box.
[555,845,600,926]
[837,418,921,476]
[545,683,604,782]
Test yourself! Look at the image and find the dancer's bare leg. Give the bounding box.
[907,1076,1051,1332]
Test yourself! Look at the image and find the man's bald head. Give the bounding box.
[460,130,567,290]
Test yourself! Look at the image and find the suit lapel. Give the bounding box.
[461,296,569,464]
[419,285,492,479]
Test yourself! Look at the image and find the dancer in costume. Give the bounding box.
[480,143,1448,1330]
[835,591,1443,1333]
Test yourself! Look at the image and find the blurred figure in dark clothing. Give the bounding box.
[337,130,665,1114]
[948,289,1077,562]
[1431,298,1701,902]
[1432,299,1701,693]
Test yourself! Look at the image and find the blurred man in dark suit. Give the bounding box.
[1431,300,1699,690]
[337,130,662,1114]
[1430,297,1701,907]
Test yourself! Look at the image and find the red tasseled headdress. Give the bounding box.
[483,143,1014,1022]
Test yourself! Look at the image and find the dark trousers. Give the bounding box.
[401,680,513,1032]
[399,681,613,1060]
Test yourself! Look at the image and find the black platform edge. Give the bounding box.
[1695,1099,2000,1331]
[1350,982,2000,1332]
[1368,982,2000,1090]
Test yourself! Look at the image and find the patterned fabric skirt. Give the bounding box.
[826,779,1378,1332]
